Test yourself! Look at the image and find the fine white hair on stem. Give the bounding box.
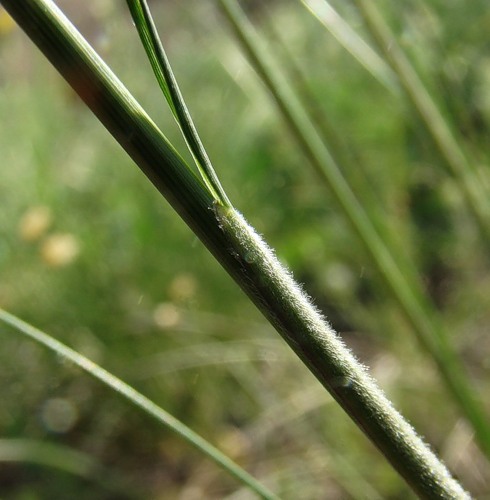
[215,202,359,360]
[213,202,470,499]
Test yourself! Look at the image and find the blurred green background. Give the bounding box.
[1,0,490,498]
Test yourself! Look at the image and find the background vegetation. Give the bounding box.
[1,0,489,497]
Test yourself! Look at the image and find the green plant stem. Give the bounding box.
[302,0,397,92]
[217,0,490,461]
[1,0,470,497]
[261,6,362,177]
[260,5,413,271]
[125,0,231,206]
[0,309,277,500]
[353,0,490,243]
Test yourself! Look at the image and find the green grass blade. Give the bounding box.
[352,0,490,243]
[259,6,417,281]
[125,0,231,206]
[0,309,278,500]
[260,7,366,179]
[0,438,99,479]
[216,0,490,460]
[0,438,137,496]
[302,0,397,92]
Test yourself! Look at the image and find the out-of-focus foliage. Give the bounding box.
[0,1,489,497]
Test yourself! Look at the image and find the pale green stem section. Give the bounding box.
[212,204,469,499]
[125,0,231,206]
[302,0,397,92]
[217,0,490,460]
[260,5,416,281]
[353,0,490,242]
[0,309,278,500]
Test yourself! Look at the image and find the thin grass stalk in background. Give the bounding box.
[0,0,472,496]
[0,309,278,500]
[259,4,420,284]
[302,0,397,92]
[216,0,490,460]
[0,438,139,497]
[0,438,100,480]
[352,0,490,244]
[260,5,364,179]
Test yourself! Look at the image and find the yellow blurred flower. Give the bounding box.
[0,8,15,36]
[168,273,198,302]
[218,427,251,459]
[153,302,181,329]
[18,206,52,242]
[40,233,80,267]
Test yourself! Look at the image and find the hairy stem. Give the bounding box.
[217,0,490,461]
[1,0,470,497]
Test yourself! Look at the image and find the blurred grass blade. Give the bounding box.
[217,0,490,460]
[260,7,365,179]
[0,308,278,500]
[352,0,490,243]
[0,438,99,479]
[131,339,283,379]
[125,0,231,206]
[302,0,397,92]
[259,6,415,274]
[0,438,135,496]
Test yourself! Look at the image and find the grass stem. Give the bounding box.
[217,0,490,461]
[353,0,490,243]
[0,309,278,500]
[0,0,474,496]
[125,0,231,207]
